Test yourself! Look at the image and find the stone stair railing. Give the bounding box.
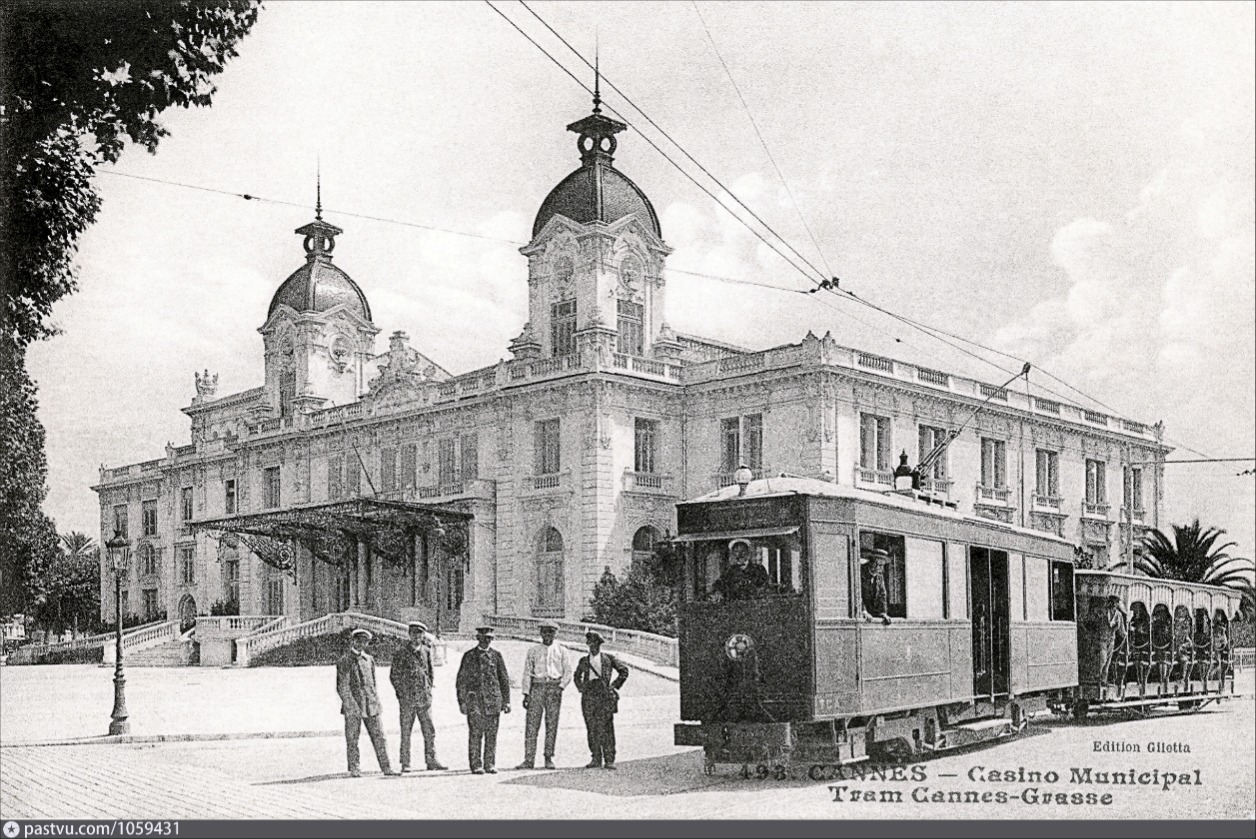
[7,619,172,665]
[486,615,678,667]
[233,612,447,667]
[102,619,180,665]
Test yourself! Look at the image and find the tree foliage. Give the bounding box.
[589,542,680,638]
[29,532,101,636]
[1126,519,1249,586]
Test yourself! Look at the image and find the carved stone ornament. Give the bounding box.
[194,369,219,400]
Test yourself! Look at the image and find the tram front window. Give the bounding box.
[690,534,802,602]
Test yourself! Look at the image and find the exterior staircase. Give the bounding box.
[125,637,196,667]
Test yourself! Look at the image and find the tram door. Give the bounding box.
[969,547,1011,699]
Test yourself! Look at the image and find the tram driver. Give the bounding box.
[861,548,893,626]
[711,540,768,601]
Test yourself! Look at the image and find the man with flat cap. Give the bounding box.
[574,630,630,769]
[336,628,398,777]
[390,620,447,772]
[516,620,572,769]
[861,548,893,626]
[456,625,511,774]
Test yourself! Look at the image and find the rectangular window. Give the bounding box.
[141,500,158,536]
[180,487,194,523]
[860,414,892,471]
[139,544,158,576]
[263,467,281,509]
[400,444,418,489]
[380,447,398,493]
[720,417,741,473]
[917,426,949,481]
[981,438,1007,488]
[1025,556,1050,622]
[1036,449,1059,497]
[634,418,659,473]
[179,546,195,585]
[946,544,968,619]
[743,414,763,471]
[224,479,237,515]
[1086,459,1106,504]
[142,589,159,621]
[460,434,478,481]
[1050,561,1075,621]
[327,455,343,500]
[859,531,907,619]
[905,537,945,620]
[112,505,129,539]
[346,457,361,497]
[225,559,240,606]
[616,299,644,356]
[279,370,296,418]
[438,438,458,485]
[535,419,561,475]
[1128,466,1144,511]
[266,577,284,616]
[551,300,577,357]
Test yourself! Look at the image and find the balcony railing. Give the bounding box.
[1033,493,1063,510]
[857,352,894,373]
[979,383,1008,401]
[530,472,565,490]
[1083,500,1111,518]
[856,467,894,487]
[1034,397,1061,414]
[976,484,1011,503]
[623,471,673,493]
[916,367,949,387]
[718,354,766,375]
[1084,410,1108,425]
[919,477,953,495]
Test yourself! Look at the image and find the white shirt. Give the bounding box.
[588,652,603,679]
[521,641,573,694]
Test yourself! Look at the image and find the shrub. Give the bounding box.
[589,548,678,638]
[251,629,406,667]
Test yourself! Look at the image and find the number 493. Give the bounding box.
[741,763,788,780]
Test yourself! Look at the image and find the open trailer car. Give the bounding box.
[671,476,1080,771]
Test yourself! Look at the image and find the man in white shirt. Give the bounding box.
[516,620,572,769]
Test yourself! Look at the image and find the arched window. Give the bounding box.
[631,525,659,571]
[535,527,564,615]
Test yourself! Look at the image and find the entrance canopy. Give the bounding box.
[192,498,473,572]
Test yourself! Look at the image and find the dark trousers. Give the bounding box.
[582,688,616,766]
[344,714,391,773]
[522,681,564,762]
[467,710,500,771]
[399,702,437,768]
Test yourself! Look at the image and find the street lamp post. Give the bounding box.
[105,530,131,736]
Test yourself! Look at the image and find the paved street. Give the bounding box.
[2,649,1253,820]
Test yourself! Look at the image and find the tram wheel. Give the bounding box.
[1072,700,1090,721]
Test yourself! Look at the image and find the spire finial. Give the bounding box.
[315,155,323,221]
[592,31,602,115]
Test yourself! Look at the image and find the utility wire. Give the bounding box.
[689,0,833,278]
[487,1,822,288]
[514,0,831,287]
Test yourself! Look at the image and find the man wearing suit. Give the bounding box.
[574,630,630,770]
[389,620,447,772]
[455,625,511,774]
[336,628,398,777]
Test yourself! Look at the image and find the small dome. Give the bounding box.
[267,259,372,321]
[533,164,661,239]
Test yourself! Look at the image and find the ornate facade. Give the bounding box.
[94,95,1170,632]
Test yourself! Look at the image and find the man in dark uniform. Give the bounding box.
[336,628,399,777]
[389,620,447,772]
[712,540,767,601]
[574,630,630,769]
[455,625,511,774]
[861,548,892,625]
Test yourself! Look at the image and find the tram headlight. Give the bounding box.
[726,633,754,661]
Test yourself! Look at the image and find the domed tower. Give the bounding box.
[515,79,679,364]
[259,199,379,415]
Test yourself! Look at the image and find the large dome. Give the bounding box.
[532,163,661,239]
[267,258,371,321]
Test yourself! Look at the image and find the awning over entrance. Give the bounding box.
[670,526,800,543]
[191,498,473,571]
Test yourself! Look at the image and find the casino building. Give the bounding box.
[93,93,1170,633]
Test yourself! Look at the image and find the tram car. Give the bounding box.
[670,476,1245,771]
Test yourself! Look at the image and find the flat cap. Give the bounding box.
[476,625,495,636]
[585,630,605,644]
[538,620,559,631]
[407,621,429,632]
[861,548,890,563]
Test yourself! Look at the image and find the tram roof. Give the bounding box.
[682,476,1073,545]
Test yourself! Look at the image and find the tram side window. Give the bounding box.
[859,531,907,619]
[1050,561,1075,621]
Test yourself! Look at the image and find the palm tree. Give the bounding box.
[1117,519,1254,599]
[61,531,96,563]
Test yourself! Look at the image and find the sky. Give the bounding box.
[26,1,1256,561]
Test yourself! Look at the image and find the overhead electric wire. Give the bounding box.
[514,0,831,288]
[486,0,823,289]
[689,0,833,278]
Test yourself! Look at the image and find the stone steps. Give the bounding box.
[125,639,195,667]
